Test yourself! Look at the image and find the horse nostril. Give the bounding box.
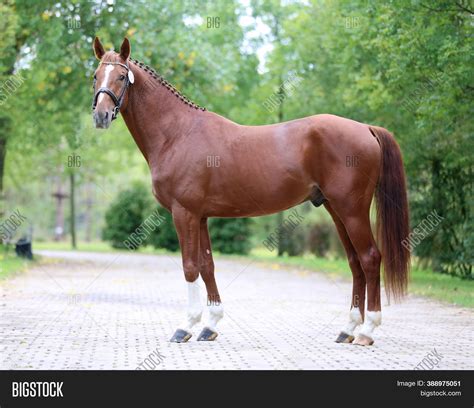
[104,111,109,120]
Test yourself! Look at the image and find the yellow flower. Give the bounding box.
[223,84,233,92]
[126,28,137,37]
[62,66,72,74]
[41,11,50,21]
[178,51,185,60]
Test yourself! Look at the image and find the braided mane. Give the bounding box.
[130,58,206,111]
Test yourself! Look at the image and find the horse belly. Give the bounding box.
[203,169,312,218]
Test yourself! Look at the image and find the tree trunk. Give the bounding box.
[277,77,285,257]
[0,117,11,200]
[70,172,77,249]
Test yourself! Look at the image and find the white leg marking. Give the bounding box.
[205,302,224,331]
[343,307,363,336]
[97,65,115,104]
[179,281,202,332]
[358,311,382,338]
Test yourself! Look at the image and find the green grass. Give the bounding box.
[240,248,474,308]
[33,241,473,308]
[34,240,117,252]
[0,251,34,280]
[33,240,169,255]
[408,268,473,308]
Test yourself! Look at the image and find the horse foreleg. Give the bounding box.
[169,205,202,343]
[197,218,223,341]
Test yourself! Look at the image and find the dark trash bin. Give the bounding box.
[15,238,33,260]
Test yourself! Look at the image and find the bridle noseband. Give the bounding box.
[92,61,133,121]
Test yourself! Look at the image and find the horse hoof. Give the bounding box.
[353,334,374,346]
[197,327,218,341]
[170,329,192,343]
[335,331,354,344]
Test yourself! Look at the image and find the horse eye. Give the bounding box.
[93,74,97,80]
[118,75,125,81]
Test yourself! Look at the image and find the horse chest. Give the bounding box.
[151,177,173,210]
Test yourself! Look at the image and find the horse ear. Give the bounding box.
[93,37,105,60]
[120,37,131,60]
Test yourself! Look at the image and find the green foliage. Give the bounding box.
[147,208,179,252]
[258,0,473,277]
[307,222,332,258]
[277,225,306,257]
[1,0,471,278]
[209,218,252,254]
[102,183,152,249]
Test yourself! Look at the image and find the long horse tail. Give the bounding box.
[369,126,410,302]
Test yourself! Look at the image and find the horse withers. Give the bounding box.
[92,37,410,346]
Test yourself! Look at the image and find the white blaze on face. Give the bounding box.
[97,64,115,104]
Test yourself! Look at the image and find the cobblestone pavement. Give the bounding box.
[1,250,472,370]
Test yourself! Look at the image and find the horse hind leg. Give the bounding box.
[324,202,366,344]
[327,200,382,346]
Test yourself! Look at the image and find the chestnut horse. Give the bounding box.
[92,38,410,346]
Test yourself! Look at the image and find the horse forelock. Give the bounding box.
[100,51,126,64]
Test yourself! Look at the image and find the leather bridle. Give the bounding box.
[92,61,133,121]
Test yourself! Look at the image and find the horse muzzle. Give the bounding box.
[93,109,112,129]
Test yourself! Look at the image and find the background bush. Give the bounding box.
[209,218,252,254]
[147,207,180,252]
[307,222,332,258]
[278,225,307,256]
[102,183,152,250]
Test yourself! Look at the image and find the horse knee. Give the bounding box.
[199,259,214,281]
[183,260,200,282]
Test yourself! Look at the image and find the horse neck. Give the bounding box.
[121,63,203,164]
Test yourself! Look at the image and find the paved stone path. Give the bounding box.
[1,250,472,370]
